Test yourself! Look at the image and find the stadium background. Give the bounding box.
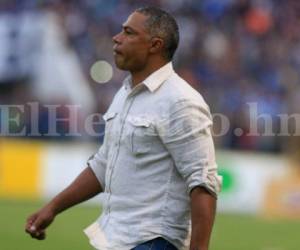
[0,0,300,249]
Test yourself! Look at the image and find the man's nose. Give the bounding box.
[113,33,121,44]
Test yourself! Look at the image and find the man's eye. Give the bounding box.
[124,29,132,35]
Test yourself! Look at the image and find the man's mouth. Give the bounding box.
[113,46,122,55]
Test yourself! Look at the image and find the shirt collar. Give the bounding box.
[143,62,174,92]
[123,62,174,93]
[123,75,132,91]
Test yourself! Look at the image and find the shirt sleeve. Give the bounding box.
[158,100,222,197]
[87,136,108,190]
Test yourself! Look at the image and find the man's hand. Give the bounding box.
[25,204,56,240]
[24,167,102,240]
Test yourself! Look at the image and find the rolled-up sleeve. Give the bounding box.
[87,139,107,190]
[158,100,222,197]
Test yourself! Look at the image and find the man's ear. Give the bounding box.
[149,37,164,54]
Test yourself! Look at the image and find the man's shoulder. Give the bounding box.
[103,85,127,114]
[159,73,208,108]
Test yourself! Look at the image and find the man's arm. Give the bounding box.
[25,166,102,240]
[189,187,216,250]
[158,100,221,250]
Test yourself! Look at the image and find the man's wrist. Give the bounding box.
[190,240,209,250]
[46,199,61,216]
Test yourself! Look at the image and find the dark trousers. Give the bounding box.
[131,237,178,250]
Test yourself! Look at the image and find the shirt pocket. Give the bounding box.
[127,116,156,155]
[103,112,117,141]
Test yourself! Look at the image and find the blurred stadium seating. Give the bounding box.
[1,0,300,153]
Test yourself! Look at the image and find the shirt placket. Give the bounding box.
[105,87,141,221]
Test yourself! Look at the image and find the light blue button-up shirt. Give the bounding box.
[85,62,222,250]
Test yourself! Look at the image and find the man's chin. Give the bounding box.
[114,61,128,71]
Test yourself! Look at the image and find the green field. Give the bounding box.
[1,199,299,250]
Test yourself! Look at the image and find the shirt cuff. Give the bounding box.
[87,156,106,189]
[187,171,222,198]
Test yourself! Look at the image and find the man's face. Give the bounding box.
[112,12,152,72]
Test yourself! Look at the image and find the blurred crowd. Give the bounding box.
[1,0,300,154]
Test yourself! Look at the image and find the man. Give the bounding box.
[25,6,221,250]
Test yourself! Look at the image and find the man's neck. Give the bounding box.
[130,60,168,87]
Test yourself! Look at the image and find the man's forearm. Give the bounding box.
[48,166,103,215]
[25,166,103,239]
[189,187,217,250]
